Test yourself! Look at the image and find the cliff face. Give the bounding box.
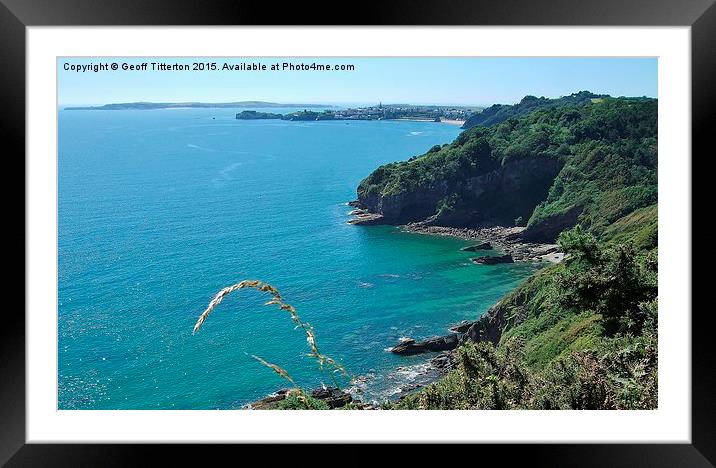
[357,156,563,227]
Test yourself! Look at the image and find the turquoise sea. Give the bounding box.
[58,108,539,409]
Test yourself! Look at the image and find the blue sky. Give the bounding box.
[58,57,657,107]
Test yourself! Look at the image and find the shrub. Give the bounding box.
[556,227,657,335]
[277,390,329,410]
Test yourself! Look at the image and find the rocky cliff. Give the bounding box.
[354,96,657,243]
[356,156,563,227]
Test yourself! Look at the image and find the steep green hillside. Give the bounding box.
[524,101,657,240]
[601,204,658,251]
[461,90,607,129]
[356,96,657,242]
[388,224,658,410]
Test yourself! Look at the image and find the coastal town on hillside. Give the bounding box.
[236,103,481,123]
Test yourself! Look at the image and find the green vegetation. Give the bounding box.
[602,204,658,251]
[276,390,330,410]
[389,225,658,410]
[555,227,657,336]
[461,91,608,129]
[436,193,464,217]
[526,100,657,237]
[358,124,496,199]
[235,110,283,120]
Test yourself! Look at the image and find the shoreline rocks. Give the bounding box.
[391,351,456,400]
[247,386,374,410]
[347,212,385,225]
[346,203,386,225]
[401,223,563,263]
[346,201,563,264]
[310,386,353,408]
[246,389,293,409]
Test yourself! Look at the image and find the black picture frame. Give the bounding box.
[3,0,712,465]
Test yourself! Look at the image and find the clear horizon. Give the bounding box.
[58,57,657,107]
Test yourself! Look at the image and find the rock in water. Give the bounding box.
[460,242,493,252]
[247,387,355,409]
[390,334,459,355]
[347,212,385,225]
[311,387,353,409]
[247,389,292,409]
[471,254,514,265]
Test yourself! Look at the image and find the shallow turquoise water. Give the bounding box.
[58,108,539,409]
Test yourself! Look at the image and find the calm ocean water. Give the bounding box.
[58,108,539,409]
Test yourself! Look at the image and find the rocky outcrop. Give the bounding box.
[391,284,532,362]
[390,335,460,355]
[248,389,293,409]
[461,283,534,346]
[357,181,452,224]
[401,224,563,264]
[347,203,387,225]
[461,242,492,251]
[471,254,514,265]
[462,309,505,346]
[347,211,385,225]
[247,386,364,410]
[310,387,353,408]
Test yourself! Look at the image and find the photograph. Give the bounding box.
[57,56,659,411]
[4,0,712,461]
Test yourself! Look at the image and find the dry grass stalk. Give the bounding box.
[193,280,348,380]
[250,355,294,384]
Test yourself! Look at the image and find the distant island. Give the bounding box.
[64,101,336,111]
[236,104,481,123]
